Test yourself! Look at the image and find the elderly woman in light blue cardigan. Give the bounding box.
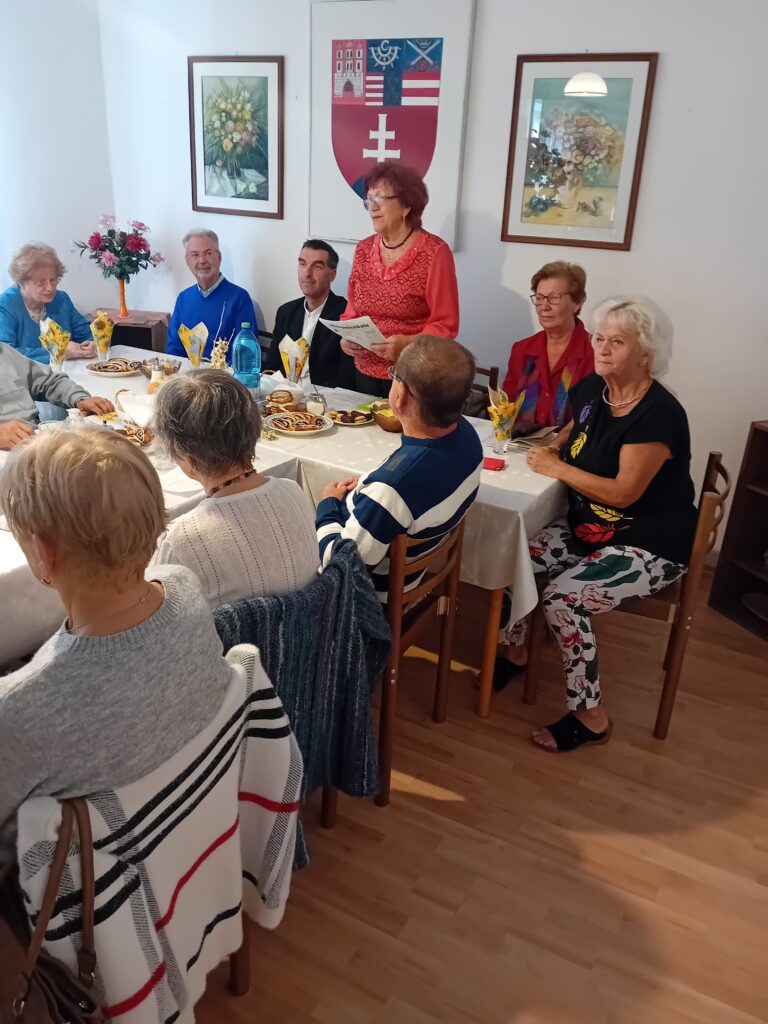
[0,242,96,363]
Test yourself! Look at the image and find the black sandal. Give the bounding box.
[474,657,527,693]
[533,712,613,753]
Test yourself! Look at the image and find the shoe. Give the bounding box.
[492,656,527,692]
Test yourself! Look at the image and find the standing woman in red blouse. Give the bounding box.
[502,261,594,431]
[340,161,460,397]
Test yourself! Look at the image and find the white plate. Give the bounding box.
[87,365,141,378]
[264,413,334,437]
[328,413,375,427]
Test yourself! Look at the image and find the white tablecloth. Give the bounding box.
[0,349,300,665]
[0,348,565,666]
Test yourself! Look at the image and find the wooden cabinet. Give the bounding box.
[88,309,169,353]
[710,421,768,640]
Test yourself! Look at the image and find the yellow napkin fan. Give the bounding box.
[178,322,209,367]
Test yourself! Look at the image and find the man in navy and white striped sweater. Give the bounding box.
[316,335,483,602]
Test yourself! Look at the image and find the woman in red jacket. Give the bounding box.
[502,261,594,431]
[340,161,459,397]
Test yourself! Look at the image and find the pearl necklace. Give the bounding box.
[602,380,652,409]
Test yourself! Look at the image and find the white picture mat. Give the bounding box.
[309,0,476,248]
[506,59,650,245]
[190,60,281,216]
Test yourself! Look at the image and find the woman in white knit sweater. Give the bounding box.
[152,369,319,608]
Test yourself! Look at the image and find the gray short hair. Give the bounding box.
[152,369,261,475]
[8,242,66,285]
[182,228,220,249]
[591,296,673,378]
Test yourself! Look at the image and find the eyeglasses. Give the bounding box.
[387,365,408,386]
[29,277,61,289]
[530,292,568,307]
[363,194,398,210]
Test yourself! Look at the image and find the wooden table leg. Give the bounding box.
[477,587,503,718]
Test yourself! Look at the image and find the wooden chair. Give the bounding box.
[229,920,250,994]
[376,520,466,806]
[475,365,500,392]
[523,452,731,739]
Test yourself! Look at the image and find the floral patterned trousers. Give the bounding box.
[500,519,686,711]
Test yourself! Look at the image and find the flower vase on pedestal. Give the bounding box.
[117,279,129,319]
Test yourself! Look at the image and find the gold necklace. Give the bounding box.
[67,584,153,635]
[602,379,652,409]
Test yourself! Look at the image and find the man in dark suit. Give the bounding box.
[264,240,354,388]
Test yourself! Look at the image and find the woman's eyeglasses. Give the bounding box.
[530,292,567,307]
[363,194,398,210]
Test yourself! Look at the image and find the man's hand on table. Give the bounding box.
[76,397,115,416]
[321,477,359,501]
[0,420,34,450]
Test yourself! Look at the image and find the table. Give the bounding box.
[1,348,566,707]
[87,309,169,354]
[0,349,300,665]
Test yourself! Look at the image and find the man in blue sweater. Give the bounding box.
[165,229,256,362]
[316,335,483,601]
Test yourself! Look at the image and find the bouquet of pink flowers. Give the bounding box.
[74,216,165,281]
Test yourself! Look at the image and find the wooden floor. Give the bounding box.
[197,580,768,1024]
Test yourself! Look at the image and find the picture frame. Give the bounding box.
[188,55,284,219]
[501,53,658,250]
[309,0,476,247]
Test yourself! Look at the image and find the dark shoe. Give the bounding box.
[492,656,527,692]
[533,712,613,753]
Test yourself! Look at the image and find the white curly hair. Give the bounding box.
[591,296,673,378]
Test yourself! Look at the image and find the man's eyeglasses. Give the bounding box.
[530,292,568,307]
[363,194,398,210]
[387,365,407,386]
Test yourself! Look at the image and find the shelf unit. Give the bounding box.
[710,421,768,640]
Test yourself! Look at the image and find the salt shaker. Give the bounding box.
[306,392,327,416]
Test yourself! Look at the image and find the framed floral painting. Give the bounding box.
[188,56,284,219]
[501,53,657,250]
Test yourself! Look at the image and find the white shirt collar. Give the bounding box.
[198,274,224,298]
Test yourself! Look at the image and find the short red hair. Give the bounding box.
[363,161,429,229]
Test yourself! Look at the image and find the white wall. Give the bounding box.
[3,0,766,495]
[0,0,115,310]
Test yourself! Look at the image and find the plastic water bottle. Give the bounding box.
[232,322,261,394]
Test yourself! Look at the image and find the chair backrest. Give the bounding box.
[475,365,500,393]
[680,451,731,610]
[463,366,499,418]
[16,647,301,1020]
[213,540,391,800]
[386,520,465,639]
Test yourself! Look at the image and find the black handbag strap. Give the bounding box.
[14,798,98,1012]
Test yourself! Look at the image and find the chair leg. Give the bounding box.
[662,607,680,671]
[523,601,546,705]
[654,614,691,740]
[320,786,338,829]
[476,587,504,718]
[375,658,399,807]
[229,913,250,996]
[433,588,460,724]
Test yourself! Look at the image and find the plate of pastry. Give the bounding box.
[328,409,375,427]
[264,411,334,436]
[87,357,141,377]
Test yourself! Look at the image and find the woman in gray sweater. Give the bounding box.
[0,429,232,836]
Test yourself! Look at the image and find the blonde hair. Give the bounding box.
[8,242,66,285]
[591,296,673,378]
[0,430,166,583]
